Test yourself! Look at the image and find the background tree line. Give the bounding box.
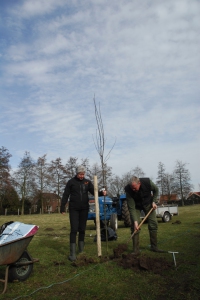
[0,146,196,215]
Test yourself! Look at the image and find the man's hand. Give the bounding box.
[152,202,157,210]
[134,221,139,231]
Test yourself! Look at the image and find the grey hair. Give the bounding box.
[76,165,86,174]
[129,176,140,185]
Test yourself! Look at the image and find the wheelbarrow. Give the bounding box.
[0,221,39,294]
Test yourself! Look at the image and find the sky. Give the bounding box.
[0,0,200,190]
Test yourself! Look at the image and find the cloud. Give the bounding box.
[0,0,200,191]
[8,0,66,18]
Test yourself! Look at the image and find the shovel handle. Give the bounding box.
[127,207,154,243]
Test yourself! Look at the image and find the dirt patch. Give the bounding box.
[71,254,97,267]
[172,220,181,224]
[71,243,173,274]
[53,261,66,266]
[112,243,172,274]
[117,253,172,274]
[112,243,128,258]
[45,228,54,231]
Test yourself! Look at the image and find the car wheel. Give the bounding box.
[162,212,171,222]
[122,200,131,227]
[110,213,118,231]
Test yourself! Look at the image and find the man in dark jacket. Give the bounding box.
[125,176,164,254]
[61,165,106,261]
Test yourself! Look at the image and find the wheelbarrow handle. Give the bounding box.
[127,207,154,243]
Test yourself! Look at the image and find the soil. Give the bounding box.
[172,220,181,224]
[71,243,173,274]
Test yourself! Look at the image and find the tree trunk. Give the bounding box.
[94,175,101,257]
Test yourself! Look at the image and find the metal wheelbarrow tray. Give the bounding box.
[0,222,39,294]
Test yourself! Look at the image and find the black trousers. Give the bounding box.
[69,208,88,243]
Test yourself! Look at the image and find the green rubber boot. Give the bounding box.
[78,241,84,253]
[149,231,166,253]
[68,243,76,261]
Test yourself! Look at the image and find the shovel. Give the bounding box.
[126,207,154,243]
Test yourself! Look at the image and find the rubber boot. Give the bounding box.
[68,243,76,261]
[132,233,140,255]
[149,231,166,253]
[78,241,84,253]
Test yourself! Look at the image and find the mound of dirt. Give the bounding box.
[172,220,181,224]
[111,243,172,274]
[71,244,173,274]
[71,254,97,267]
[117,253,172,274]
[112,243,128,258]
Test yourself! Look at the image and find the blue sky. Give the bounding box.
[0,0,199,190]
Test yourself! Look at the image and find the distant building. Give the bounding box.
[32,192,61,213]
[159,194,179,205]
[187,192,200,202]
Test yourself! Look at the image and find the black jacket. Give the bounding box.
[124,178,157,209]
[60,176,96,212]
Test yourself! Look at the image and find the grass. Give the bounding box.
[0,205,200,300]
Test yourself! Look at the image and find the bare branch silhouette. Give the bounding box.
[93,95,116,253]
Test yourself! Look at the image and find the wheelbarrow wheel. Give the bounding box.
[8,251,33,282]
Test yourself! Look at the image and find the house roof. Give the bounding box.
[187,192,200,198]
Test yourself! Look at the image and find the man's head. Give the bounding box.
[76,165,85,180]
[130,176,141,191]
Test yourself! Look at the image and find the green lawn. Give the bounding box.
[0,205,200,300]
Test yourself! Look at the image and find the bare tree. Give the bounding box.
[48,157,69,212]
[93,96,116,189]
[93,96,116,252]
[2,186,20,213]
[109,175,125,197]
[13,151,36,215]
[163,173,176,201]
[173,160,193,205]
[88,161,112,193]
[121,171,133,186]
[132,166,145,178]
[65,157,78,179]
[90,163,102,182]
[80,158,92,180]
[0,147,12,213]
[34,154,51,214]
[156,162,166,196]
[108,170,136,197]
